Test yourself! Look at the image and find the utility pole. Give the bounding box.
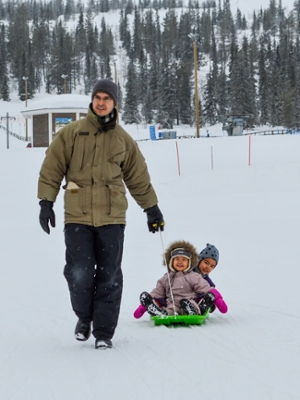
[188,34,200,138]
[1,113,16,149]
[113,60,119,123]
[22,76,28,141]
[61,74,68,94]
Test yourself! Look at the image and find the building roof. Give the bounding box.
[21,94,90,117]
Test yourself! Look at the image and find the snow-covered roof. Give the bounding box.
[20,94,90,116]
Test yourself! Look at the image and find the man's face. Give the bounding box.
[92,92,114,117]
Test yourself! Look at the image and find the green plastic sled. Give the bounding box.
[150,310,210,326]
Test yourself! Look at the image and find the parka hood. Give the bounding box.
[163,240,198,272]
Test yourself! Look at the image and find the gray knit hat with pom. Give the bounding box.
[198,243,219,265]
[91,79,118,105]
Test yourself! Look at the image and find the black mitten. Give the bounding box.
[198,292,216,314]
[39,200,56,234]
[144,205,165,233]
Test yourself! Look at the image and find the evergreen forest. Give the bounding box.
[1,0,300,129]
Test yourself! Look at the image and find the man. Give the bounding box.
[38,79,164,349]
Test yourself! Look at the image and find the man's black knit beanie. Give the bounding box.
[91,79,118,105]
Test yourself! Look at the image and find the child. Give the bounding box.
[134,242,227,318]
[136,240,227,317]
[192,243,227,313]
[193,243,219,287]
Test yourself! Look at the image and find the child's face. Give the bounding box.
[172,256,190,272]
[198,257,216,275]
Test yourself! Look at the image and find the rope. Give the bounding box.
[159,230,177,316]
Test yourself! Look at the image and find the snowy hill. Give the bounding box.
[0,104,300,398]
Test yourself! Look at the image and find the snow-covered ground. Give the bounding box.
[0,95,300,399]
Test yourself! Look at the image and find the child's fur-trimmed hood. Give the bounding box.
[163,240,198,272]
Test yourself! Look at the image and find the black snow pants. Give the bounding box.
[63,223,124,340]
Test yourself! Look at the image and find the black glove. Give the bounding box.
[144,205,165,233]
[39,200,56,234]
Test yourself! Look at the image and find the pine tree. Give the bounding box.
[132,6,142,59]
[0,23,6,88]
[177,10,193,61]
[85,10,98,54]
[7,3,30,80]
[142,88,154,124]
[137,48,151,123]
[217,66,228,119]
[235,8,243,30]
[75,10,86,54]
[117,81,123,112]
[27,41,35,99]
[65,0,75,21]
[0,74,10,101]
[122,61,141,124]
[31,20,51,78]
[161,9,178,57]
[99,17,115,79]
[228,30,244,114]
[156,56,178,128]
[177,61,192,125]
[258,39,269,124]
[269,45,282,126]
[282,80,295,128]
[119,9,126,44]
[240,36,256,121]
[203,26,219,123]
[18,51,27,101]
[203,68,218,124]
[293,37,300,127]
[48,21,74,94]
[84,45,92,95]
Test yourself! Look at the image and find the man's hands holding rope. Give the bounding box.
[144,204,165,233]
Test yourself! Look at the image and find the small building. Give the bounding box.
[221,114,254,136]
[21,94,90,147]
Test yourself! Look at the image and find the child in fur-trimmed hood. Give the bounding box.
[135,240,227,317]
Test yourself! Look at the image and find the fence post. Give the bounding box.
[248,135,251,166]
[175,141,180,176]
[1,112,16,149]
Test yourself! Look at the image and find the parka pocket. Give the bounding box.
[72,136,87,170]
[106,183,128,218]
[64,185,91,217]
[109,151,126,179]
[110,151,125,166]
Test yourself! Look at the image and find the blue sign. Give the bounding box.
[149,125,156,140]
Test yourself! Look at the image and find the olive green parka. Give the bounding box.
[38,106,158,226]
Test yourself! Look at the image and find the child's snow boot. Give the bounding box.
[140,292,168,317]
[198,292,216,314]
[180,299,198,315]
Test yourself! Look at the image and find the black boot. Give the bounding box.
[180,299,198,315]
[140,292,168,317]
[198,292,216,314]
[95,338,113,349]
[74,319,91,341]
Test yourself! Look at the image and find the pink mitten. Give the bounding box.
[209,288,228,314]
[134,304,147,319]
